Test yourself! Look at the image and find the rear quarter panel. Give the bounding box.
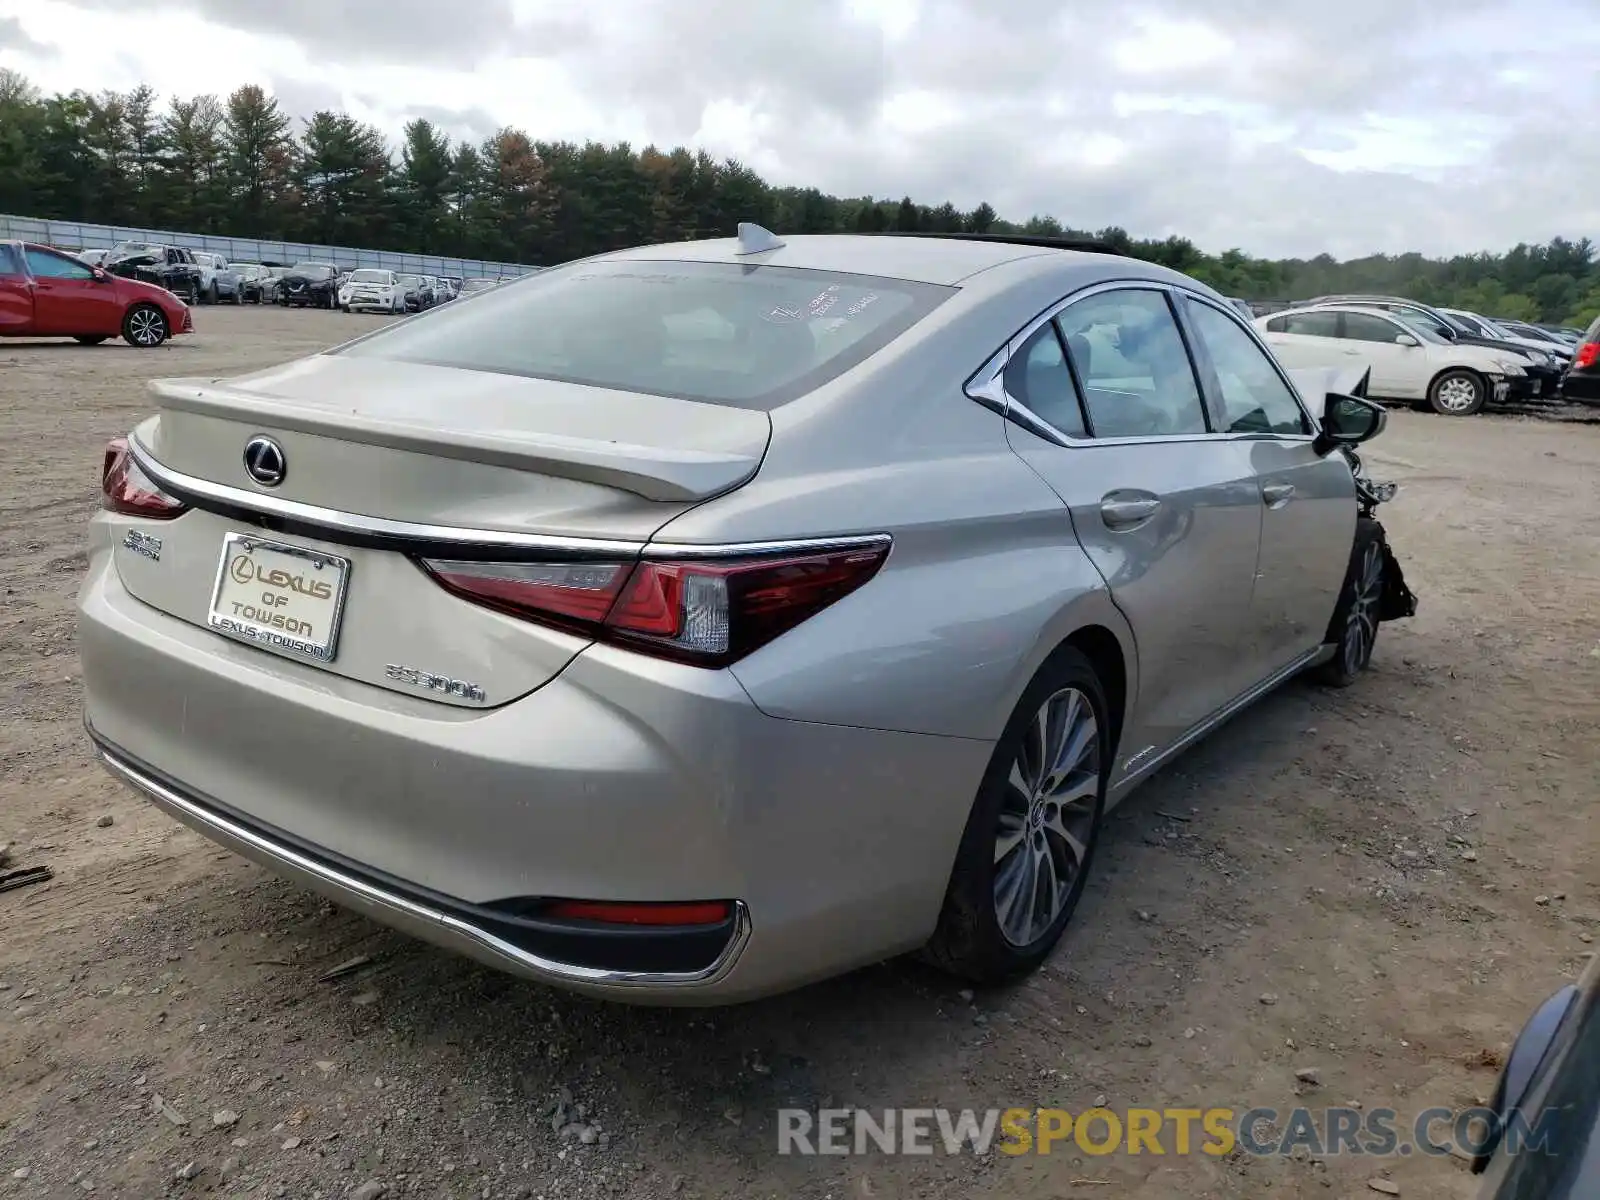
[653,279,1140,742]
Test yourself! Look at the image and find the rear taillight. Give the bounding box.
[421,542,890,667]
[101,437,187,519]
[1574,342,1599,369]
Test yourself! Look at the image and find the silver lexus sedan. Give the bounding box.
[79,228,1404,1004]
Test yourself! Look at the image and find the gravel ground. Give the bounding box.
[1,307,1597,1199]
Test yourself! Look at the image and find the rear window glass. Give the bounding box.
[335,259,955,409]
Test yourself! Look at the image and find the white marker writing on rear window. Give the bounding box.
[807,286,841,318]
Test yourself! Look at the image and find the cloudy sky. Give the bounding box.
[2,0,1596,259]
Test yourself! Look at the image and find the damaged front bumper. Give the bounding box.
[1374,520,1418,621]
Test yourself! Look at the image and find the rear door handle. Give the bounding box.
[1100,495,1162,528]
[1262,482,1296,507]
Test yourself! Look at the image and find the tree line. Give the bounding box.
[1,70,1596,325]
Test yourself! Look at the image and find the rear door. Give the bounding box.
[1001,284,1265,771]
[1259,310,1353,370]
[24,244,120,335]
[1181,295,1355,671]
[0,245,34,334]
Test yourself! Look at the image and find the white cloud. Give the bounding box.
[1,0,1598,258]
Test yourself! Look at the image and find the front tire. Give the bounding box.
[122,304,169,348]
[924,648,1109,984]
[1314,517,1386,687]
[1428,369,1487,416]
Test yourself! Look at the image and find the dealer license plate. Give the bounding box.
[207,533,350,663]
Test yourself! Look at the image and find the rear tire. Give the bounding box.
[1314,517,1385,687]
[1428,369,1487,416]
[924,648,1109,984]
[122,304,168,348]
[74,335,108,345]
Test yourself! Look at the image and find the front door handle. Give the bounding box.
[1262,482,1296,508]
[1100,495,1162,528]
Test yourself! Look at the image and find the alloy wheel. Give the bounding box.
[128,308,165,346]
[1435,375,1480,413]
[1340,541,1384,675]
[993,686,1100,947]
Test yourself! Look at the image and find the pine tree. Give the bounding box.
[400,118,453,252]
[224,85,293,237]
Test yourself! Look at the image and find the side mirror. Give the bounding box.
[1394,333,1419,347]
[91,266,109,281]
[1314,393,1387,455]
[1438,326,1457,341]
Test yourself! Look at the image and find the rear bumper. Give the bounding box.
[91,729,752,994]
[1561,370,1600,404]
[77,543,989,1002]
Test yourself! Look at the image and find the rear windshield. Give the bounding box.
[335,259,954,409]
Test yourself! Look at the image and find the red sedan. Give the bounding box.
[0,239,194,347]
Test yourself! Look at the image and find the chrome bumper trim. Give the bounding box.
[91,735,752,991]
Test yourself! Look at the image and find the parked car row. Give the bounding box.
[1243,293,1598,415]
[65,243,510,314]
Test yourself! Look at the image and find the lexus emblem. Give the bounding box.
[243,436,286,487]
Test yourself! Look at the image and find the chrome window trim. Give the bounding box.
[127,435,892,560]
[964,278,1320,447]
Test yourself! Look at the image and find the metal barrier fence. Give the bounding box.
[0,213,537,280]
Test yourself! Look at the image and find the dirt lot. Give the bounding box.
[1,306,1597,1199]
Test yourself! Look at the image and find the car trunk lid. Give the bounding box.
[114,355,771,706]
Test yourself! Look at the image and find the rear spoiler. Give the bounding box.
[147,376,766,504]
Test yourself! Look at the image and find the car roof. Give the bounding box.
[1260,303,1422,327]
[1263,302,1392,315]
[597,232,1136,287]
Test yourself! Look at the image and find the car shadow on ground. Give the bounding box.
[1,340,198,352]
